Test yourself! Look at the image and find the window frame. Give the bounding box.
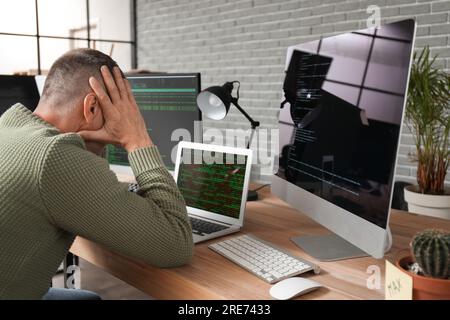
[0,0,137,74]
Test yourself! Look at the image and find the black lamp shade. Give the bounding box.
[197,85,232,120]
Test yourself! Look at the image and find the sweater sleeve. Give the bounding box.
[39,134,193,268]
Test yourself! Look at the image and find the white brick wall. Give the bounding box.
[136,0,450,184]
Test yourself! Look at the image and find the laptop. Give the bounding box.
[173,141,253,244]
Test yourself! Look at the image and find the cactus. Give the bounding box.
[411,229,450,279]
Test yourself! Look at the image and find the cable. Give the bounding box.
[250,184,271,192]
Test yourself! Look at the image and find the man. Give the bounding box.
[0,48,193,299]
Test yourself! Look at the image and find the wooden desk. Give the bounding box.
[70,187,450,300]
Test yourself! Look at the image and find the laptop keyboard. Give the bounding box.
[189,217,229,236]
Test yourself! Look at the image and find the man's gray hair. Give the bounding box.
[40,48,120,110]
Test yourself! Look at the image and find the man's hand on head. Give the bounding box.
[78,66,153,153]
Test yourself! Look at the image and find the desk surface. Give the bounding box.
[70,187,450,300]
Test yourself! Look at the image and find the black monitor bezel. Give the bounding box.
[0,75,40,115]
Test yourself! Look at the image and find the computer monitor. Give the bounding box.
[0,75,40,115]
[272,19,416,260]
[35,75,46,96]
[107,73,202,174]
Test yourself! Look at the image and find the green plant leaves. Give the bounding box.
[405,46,450,194]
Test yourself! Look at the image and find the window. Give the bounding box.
[0,0,136,75]
[298,26,413,126]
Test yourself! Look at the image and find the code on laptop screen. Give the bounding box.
[177,149,247,219]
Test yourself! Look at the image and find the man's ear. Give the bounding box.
[83,93,103,127]
[83,93,98,123]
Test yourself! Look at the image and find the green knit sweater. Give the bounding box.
[0,104,193,300]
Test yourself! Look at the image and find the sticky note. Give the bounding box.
[385,260,413,300]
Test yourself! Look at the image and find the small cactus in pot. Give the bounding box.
[410,229,450,279]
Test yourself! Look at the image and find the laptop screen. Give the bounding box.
[177,148,248,219]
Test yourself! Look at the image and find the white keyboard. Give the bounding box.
[209,234,320,284]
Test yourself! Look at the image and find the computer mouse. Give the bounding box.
[269,277,322,300]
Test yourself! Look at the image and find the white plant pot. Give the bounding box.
[404,185,450,220]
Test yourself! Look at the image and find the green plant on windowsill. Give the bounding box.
[403,46,450,219]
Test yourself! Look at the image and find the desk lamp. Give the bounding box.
[197,81,260,201]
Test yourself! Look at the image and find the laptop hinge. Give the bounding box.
[188,213,233,226]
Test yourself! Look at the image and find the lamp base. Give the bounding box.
[247,190,258,202]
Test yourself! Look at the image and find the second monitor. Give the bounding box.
[107,73,202,173]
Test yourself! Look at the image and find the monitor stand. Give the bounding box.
[291,226,392,261]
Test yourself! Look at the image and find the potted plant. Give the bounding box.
[403,46,450,219]
[396,229,450,300]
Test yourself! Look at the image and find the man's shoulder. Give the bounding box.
[40,132,112,188]
[34,132,86,163]
[44,132,104,166]
[43,132,111,175]
[39,132,116,199]
[48,132,86,150]
[10,120,86,155]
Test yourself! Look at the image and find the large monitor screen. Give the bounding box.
[0,75,40,115]
[277,19,415,229]
[107,73,202,170]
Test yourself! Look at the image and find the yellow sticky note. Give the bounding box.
[385,260,413,300]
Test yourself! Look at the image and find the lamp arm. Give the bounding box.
[230,98,260,129]
[230,98,260,149]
